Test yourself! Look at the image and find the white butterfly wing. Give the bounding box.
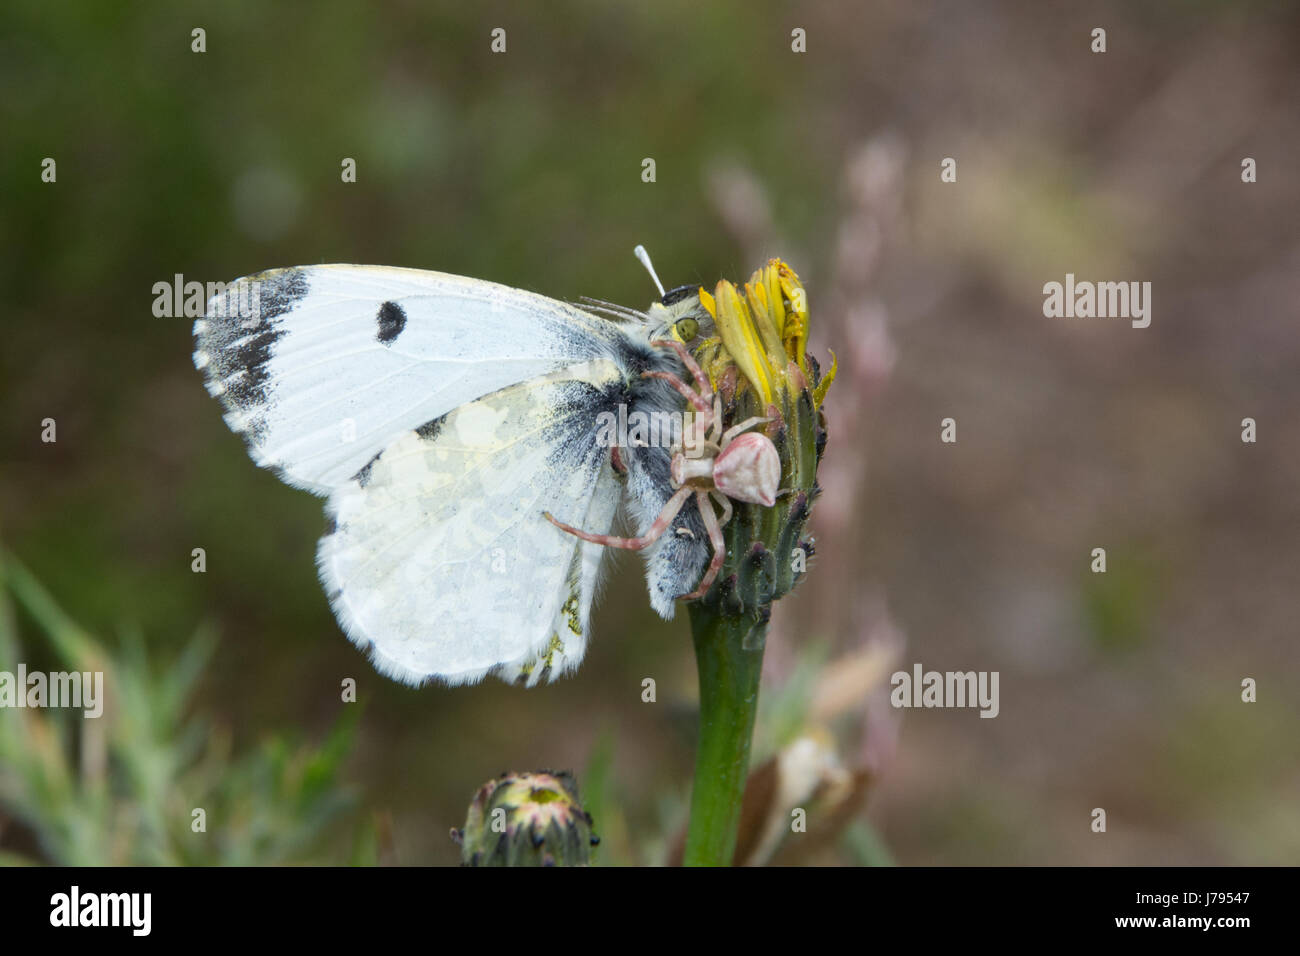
[193,265,622,495]
[317,361,624,686]
[193,262,713,683]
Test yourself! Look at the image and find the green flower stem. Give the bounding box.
[682,602,767,867]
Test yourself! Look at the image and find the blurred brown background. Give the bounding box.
[2,0,1297,864]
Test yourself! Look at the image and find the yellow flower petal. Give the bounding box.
[744,279,788,372]
[699,287,717,319]
[763,264,786,338]
[690,259,830,412]
[713,280,774,406]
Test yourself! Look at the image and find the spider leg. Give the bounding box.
[709,489,734,530]
[649,338,712,403]
[681,418,721,460]
[643,370,711,415]
[647,340,720,447]
[704,397,724,447]
[544,485,693,550]
[681,490,727,600]
[719,415,772,447]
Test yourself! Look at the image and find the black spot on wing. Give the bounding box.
[416,415,446,441]
[354,450,382,488]
[377,300,406,345]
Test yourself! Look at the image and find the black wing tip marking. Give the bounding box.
[196,269,311,436]
[229,267,310,325]
[376,300,407,345]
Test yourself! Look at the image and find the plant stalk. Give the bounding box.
[682,602,767,866]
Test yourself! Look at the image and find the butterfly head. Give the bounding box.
[634,245,712,346]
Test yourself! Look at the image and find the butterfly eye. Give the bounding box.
[674,317,699,343]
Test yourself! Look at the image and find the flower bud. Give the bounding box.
[452,770,597,866]
[692,260,836,619]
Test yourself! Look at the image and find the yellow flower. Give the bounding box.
[682,259,837,617]
[698,259,836,412]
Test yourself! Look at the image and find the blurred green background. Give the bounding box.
[2,0,1298,864]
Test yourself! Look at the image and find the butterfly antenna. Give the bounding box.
[633,244,666,298]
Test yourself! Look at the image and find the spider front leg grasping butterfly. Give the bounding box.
[544,337,780,600]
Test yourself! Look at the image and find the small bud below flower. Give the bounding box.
[453,770,597,866]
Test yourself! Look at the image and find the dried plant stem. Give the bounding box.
[682,602,766,867]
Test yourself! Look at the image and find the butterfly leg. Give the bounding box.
[544,485,693,550]
[681,490,727,600]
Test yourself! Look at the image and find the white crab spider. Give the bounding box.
[545,335,780,600]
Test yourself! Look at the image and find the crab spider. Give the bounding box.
[545,338,780,601]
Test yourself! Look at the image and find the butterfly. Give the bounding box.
[193,249,738,687]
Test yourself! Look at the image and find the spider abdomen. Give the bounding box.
[712,432,779,507]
